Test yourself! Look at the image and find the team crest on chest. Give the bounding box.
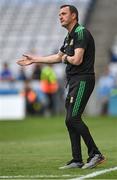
[69,39,74,46]
[70,97,74,103]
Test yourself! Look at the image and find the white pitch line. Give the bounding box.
[0,174,81,179]
[70,166,117,180]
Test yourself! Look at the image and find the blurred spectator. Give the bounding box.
[31,64,42,80]
[17,67,27,81]
[21,80,44,115]
[109,46,117,63]
[109,40,117,78]
[109,62,117,78]
[40,65,59,115]
[53,63,65,113]
[51,49,65,114]
[97,66,115,115]
[109,38,117,63]
[0,62,14,81]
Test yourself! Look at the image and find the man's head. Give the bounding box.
[59,5,78,29]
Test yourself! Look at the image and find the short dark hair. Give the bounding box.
[60,5,78,22]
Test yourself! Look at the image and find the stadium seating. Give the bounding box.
[0,0,92,66]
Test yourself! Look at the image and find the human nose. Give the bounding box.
[59,15,63,22]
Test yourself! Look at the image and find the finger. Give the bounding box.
[23,54,29,58]
[16,60,22,64]
[17,60,25,66]
[23,54,31,59]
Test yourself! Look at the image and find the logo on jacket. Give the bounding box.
[69,39,74,46]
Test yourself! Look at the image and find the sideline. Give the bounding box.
[70,166,117,180]
[0,174,80,179]
[0,167,117,179]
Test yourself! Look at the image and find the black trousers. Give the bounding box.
[65,76,101,162]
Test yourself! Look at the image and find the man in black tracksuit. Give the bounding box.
[17,5,105,169]
[60,21,104,169]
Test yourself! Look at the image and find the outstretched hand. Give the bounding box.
[17,54,35,66]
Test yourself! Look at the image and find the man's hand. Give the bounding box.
[17,54,36,66]
[62,54,68,64]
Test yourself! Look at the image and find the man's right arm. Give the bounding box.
[17,51,64,66]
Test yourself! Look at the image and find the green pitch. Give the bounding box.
[0,115,117,179]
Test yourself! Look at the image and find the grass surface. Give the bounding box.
[0,115,117,179]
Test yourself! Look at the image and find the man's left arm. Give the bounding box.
[62,28,88,65]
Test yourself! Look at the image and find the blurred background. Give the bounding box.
[0,0,117,120]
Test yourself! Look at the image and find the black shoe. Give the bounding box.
[59,159,84,169]
[82,154,106,169]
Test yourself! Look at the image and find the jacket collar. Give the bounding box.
[68,23,79,37]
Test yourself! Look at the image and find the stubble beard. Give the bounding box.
[61,22,69,29]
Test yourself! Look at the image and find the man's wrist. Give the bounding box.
[63,55,68,64]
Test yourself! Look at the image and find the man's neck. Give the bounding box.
[67,21,78,33]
